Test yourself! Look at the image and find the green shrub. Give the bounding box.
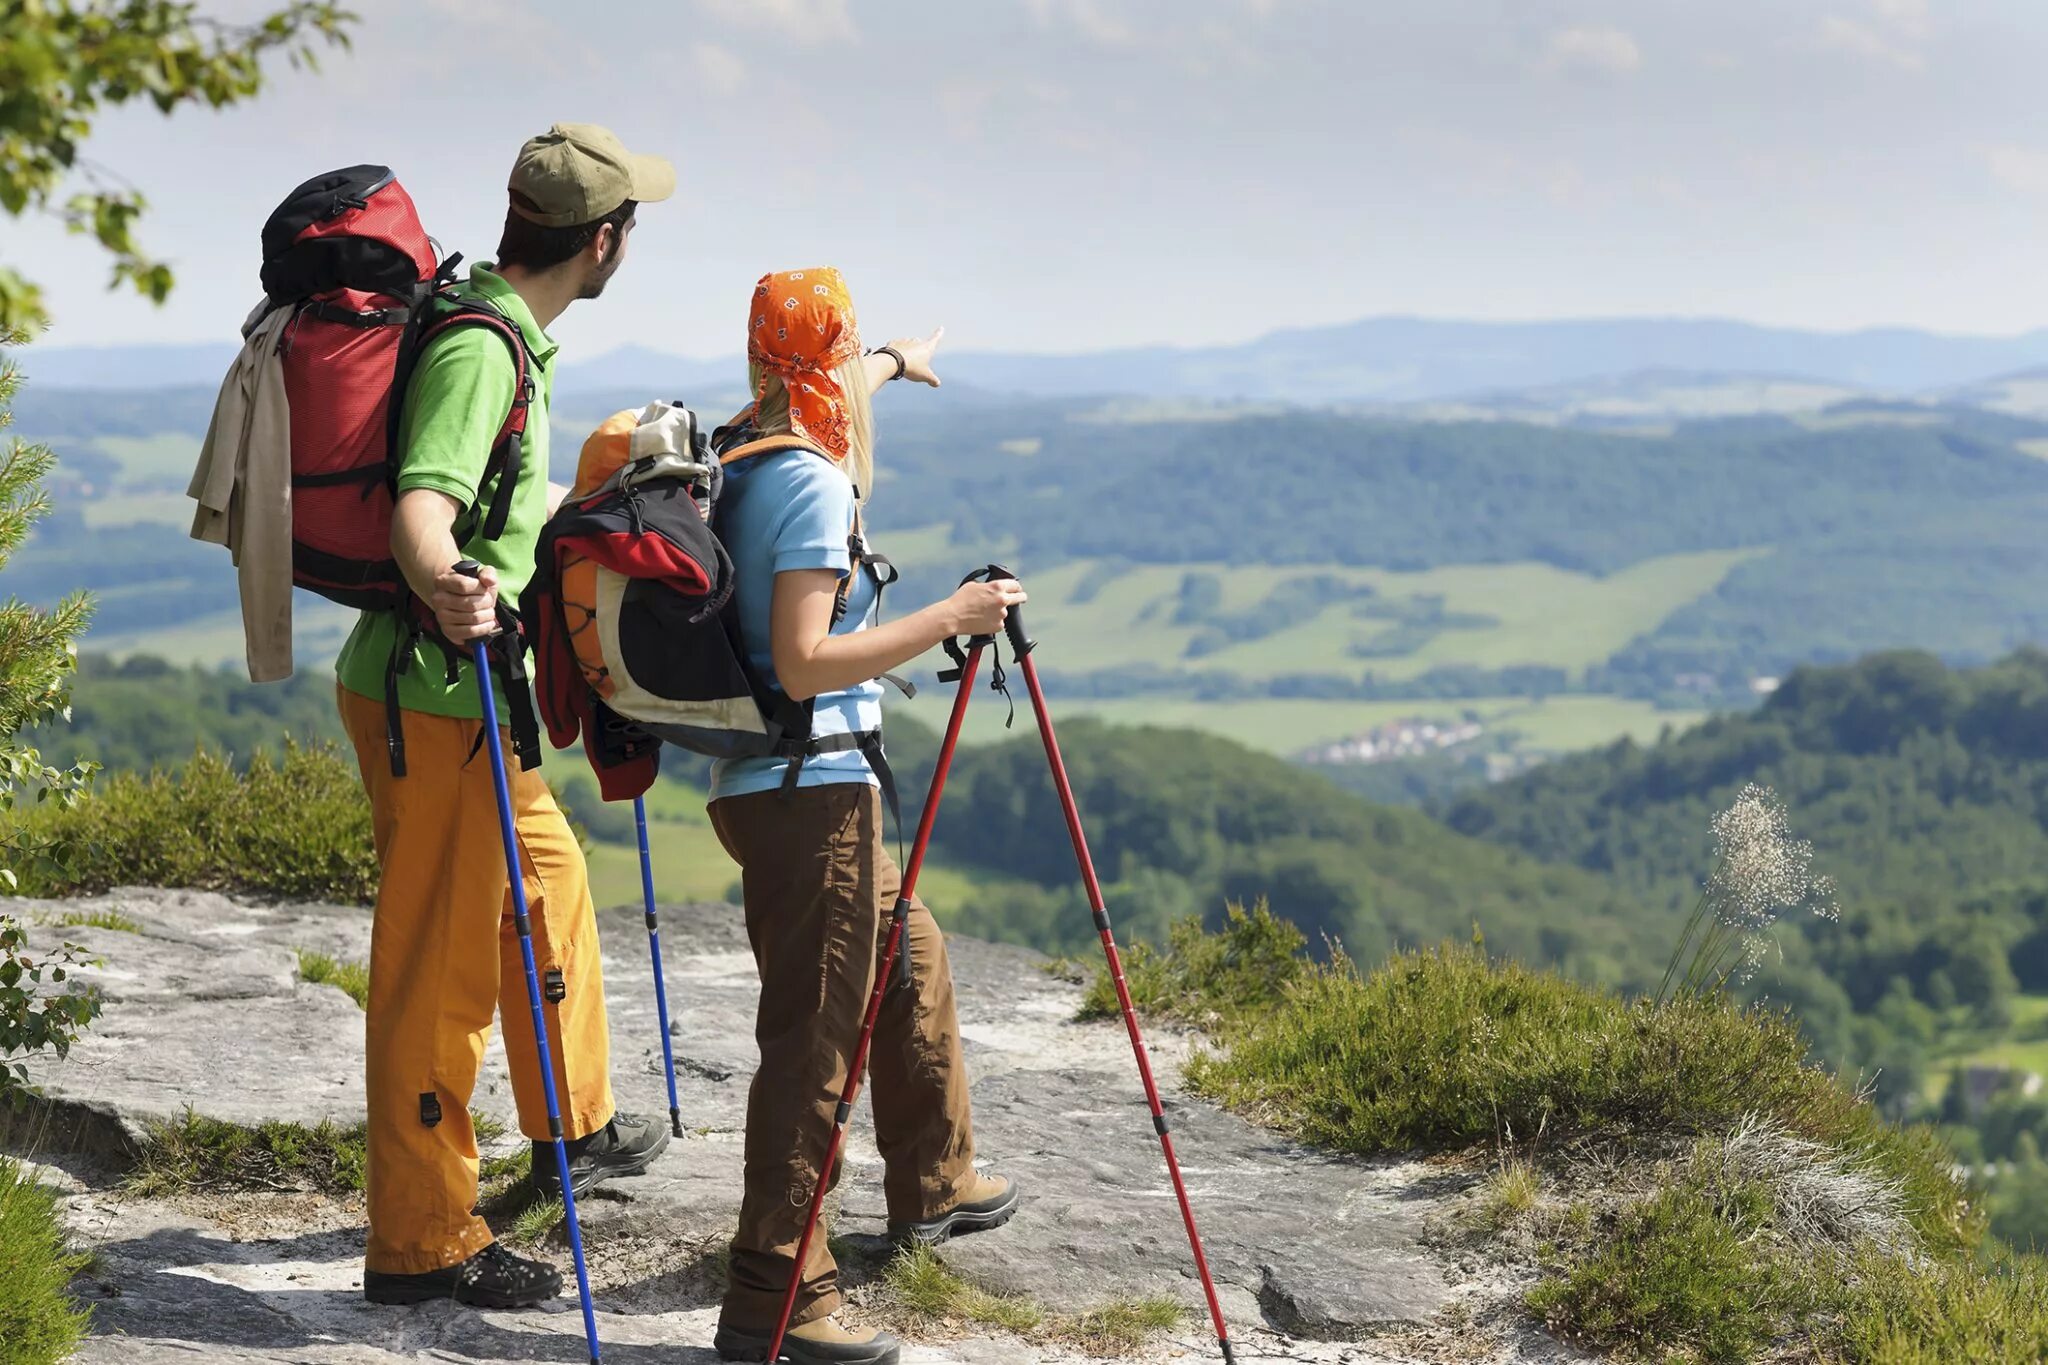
[0,343,96,902]
[0,1156,88,1363]
[1082,900,1304,1025]
[0,918,99,1098]
[1528,1182,1791,1363]
[1188,941,1976,1252]
[1843,1247,2048,1363]
[13,743,375,903]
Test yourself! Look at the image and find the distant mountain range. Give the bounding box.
[17,315,2048,408]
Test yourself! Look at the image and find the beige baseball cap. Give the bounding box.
[508,123,675,227]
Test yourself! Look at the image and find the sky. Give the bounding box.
[13,0,2048,359]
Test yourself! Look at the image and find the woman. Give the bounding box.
[708,268,1025,1365]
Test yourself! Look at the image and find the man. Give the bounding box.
[333,123,674,1308]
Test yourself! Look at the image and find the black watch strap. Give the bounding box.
[873,345,907,381]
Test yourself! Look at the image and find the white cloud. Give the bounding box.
[1984,144,2048,197]
[1819,0,1930,71]
[1540,26,1643,78]
[690,42,747,97]
[1817,15,1922,70]
[1025,0,1138,48]
[696,0,856,44]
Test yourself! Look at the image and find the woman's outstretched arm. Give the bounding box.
[862,326,946,395]
[771,567,1024,703]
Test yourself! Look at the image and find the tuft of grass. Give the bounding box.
[126,1109,367,1198]
[471,1109,508,1144]
[48,909,139,935]
[1527,1182,1791,1364]
[479,1145,532,1190]
[1187,942,1977,1253]
[1083,901,1304,1026]
[1061,1297,1185,1354]
[0,1156,89,1364]
[874,1246,1181,1352]
[883,1244,1045,1333]
[294,949,369,1009]
[508,1196,565,1247]
[1474,1158,1541,1233]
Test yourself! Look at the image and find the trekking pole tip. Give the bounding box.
[670,1107,684,1138]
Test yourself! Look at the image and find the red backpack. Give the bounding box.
[256,166,541,774]
[260,165,533,609]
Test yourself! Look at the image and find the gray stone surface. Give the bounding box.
[7,889,1580,1364]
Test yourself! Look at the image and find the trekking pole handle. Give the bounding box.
[449,559,503,642]
[963,562,1035,658]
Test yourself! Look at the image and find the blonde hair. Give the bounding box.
[747,358,875,504]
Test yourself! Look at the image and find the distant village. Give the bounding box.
[1297,717,1486,767]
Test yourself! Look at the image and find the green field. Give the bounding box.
[90,434,202,487]
[942,690,1704,756]
[88,602,359,669]
[1929,993,2048,1098]
[872,528,1757,685]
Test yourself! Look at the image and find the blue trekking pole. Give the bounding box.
[456,561,602,1363]
[633,796,685,1138]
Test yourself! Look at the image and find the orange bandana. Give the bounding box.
[741,267,862,462]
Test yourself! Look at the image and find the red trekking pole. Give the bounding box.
[763,642,988,1363]
[988,565,1238,1364]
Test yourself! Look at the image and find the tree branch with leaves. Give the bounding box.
[0,0,355,333]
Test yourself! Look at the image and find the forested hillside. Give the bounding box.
[903,717,1665,978]
[1448,649,2048,1116]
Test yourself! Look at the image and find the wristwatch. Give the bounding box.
[871,345,907,381]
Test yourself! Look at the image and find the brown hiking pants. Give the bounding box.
[709,783,978,1329]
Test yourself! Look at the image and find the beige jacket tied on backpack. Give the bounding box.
[188,301,295,683]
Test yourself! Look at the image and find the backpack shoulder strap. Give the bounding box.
[416,303,535,542]
[718,433,822,467]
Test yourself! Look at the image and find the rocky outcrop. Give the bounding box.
[8,889,1583,1364]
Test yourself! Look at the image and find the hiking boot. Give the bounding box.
[363,1241,562,1308]
[530,1109,670,1199]
[888,1172,1019,1246]
[714,1315,902,1364]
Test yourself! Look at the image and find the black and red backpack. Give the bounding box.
[256,165,541,775]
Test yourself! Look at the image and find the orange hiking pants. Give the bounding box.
[338,685,615,1275]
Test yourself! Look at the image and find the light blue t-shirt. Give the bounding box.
[708,448,884,801]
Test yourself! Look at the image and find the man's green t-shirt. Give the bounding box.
[334,264,557,722]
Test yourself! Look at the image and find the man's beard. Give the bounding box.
[580,249,624,301]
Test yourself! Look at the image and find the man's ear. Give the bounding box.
[590,222,618,267]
